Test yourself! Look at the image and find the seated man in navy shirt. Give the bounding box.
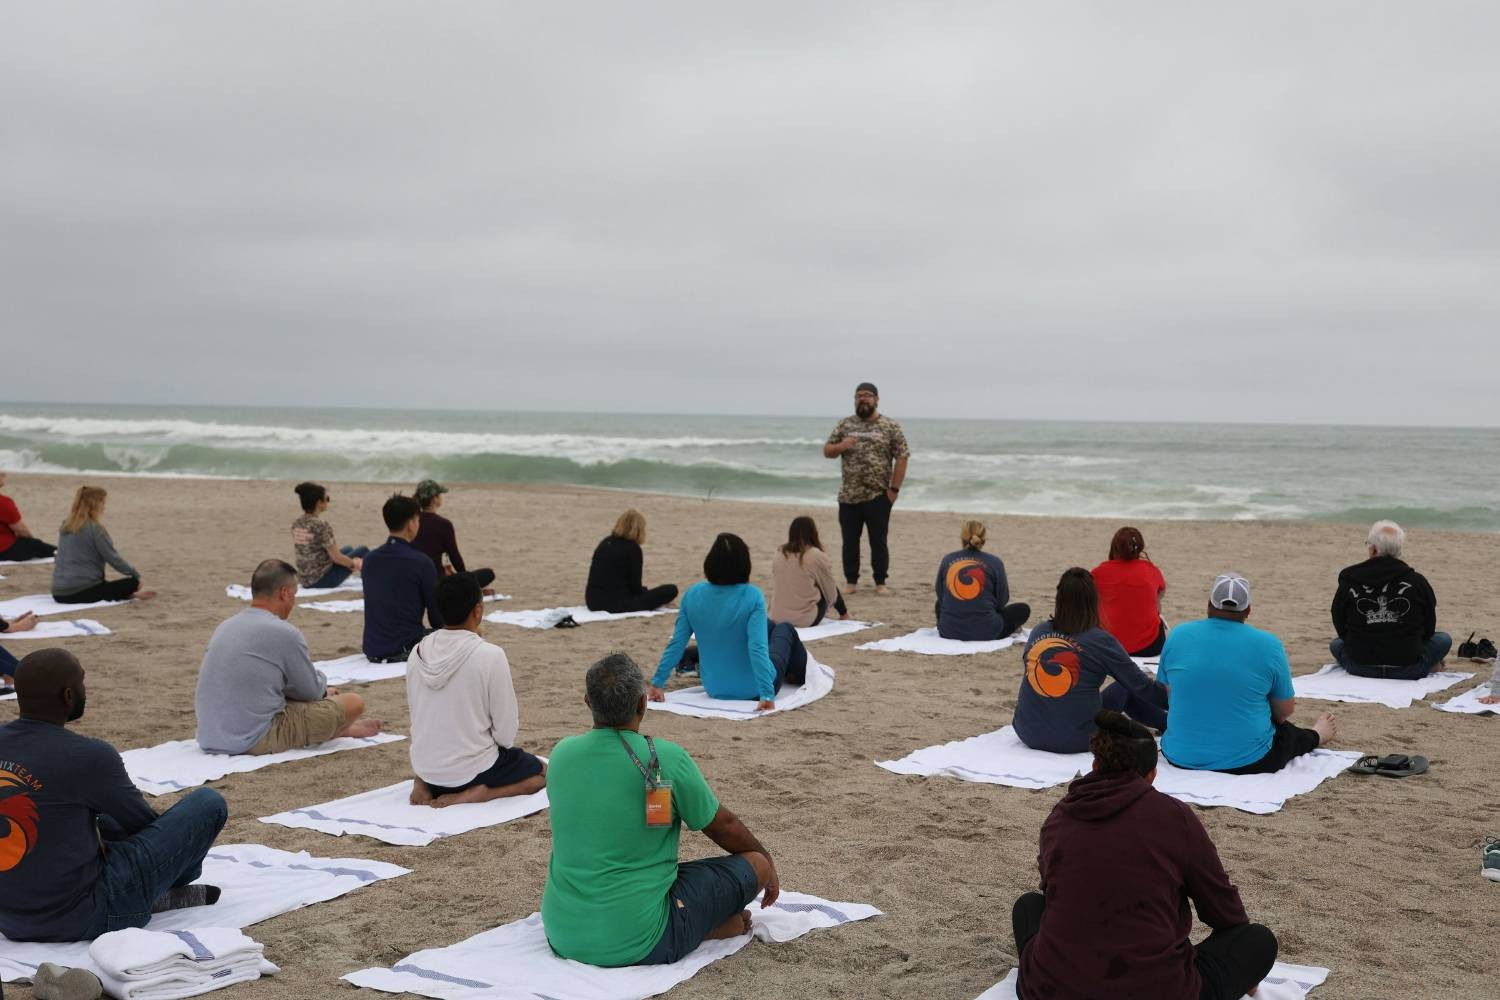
[0,648,227,942]
[362,494,444,663]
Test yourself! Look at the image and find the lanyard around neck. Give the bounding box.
[618,731,661,788]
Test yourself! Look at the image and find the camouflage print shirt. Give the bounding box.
[827,413,910,504]
[291,514,336,586]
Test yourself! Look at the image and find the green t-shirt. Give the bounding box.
[541,728,721,967]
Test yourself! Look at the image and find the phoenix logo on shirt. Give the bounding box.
[0,766,41,872]
[944,559,986,601]
[1025,636,1082,698]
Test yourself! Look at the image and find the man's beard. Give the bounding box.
[855,402,875,418]
[68,692,86,722]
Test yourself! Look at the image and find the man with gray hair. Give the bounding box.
[1330,520,1450,680]
[541,652,781,968]
[195,559,379,754]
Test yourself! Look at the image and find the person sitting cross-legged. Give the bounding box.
[934,520,1030,641]
[1330,519,1451,680]
[1012,710,1280,999]
[407,573,546,807]
[0,648,228,942]
[195,559,379,755]
[362,493,444,663]
[542,652,781,967]
[1161,573,1337,774]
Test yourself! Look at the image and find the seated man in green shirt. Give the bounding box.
[541,652,781,967]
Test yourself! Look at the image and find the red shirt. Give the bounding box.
[1092,558,1165,654]
[0,495,20,553]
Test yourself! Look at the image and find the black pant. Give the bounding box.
[810,591,848,627]
[0,537,56,562]
[1219,720,1321,775]
[1011,892,1278,1000]
[458,567,496,590]
[934,600,1031,640]
[591,584,679,614]
[838,495,892,585]
[54,577,140,604]
[1128,620,1168,657]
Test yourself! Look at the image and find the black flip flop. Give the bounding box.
[552,615,579,629]
[1477,638,1497,661]
[1458,632,1478,659]
[1349,753,1428,778]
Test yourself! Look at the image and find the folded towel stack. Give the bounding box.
[87,927,278,1000]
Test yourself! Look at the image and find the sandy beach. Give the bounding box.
[3,471,1497,999]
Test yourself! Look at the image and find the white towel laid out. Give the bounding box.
[316,652,408,686]
[976,962,1328,1000]
[90,926,277,1000]
[855,627,1029,656]
[260,775,548,846]
[878,726,1362,814]
[1293,663,1472,709]
[305,593,509,614]
[1132,656,1159,674]
[648,658,835,720]
[0,691,13,703]
[0,618,113,640]
[0,844,409,984]
[226,579,362,601]
[795,619,879,642]
[1433,681,1500,715]
[0,594,132,619]
[343,889,881,1000]
[122,733,406,796]
[0,556,54,565]
[483,605,673,629]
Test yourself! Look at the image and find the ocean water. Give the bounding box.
[0,402,1494,532]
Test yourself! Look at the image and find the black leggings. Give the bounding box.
[54,577,140,604]
[591,584,679,614]
[810,591,849,627]
[1011,892,1278,1000]
[461,568,496,590]
[1127,620,1168,657]
[0,537,57,562]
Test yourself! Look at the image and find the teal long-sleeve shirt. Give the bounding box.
[653,581,776,701]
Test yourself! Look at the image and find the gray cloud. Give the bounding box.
[3,2,1497,424]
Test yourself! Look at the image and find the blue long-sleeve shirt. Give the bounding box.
[653,582,776,701]
[361,536,442,659]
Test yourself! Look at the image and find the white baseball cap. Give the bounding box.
[1209,573,1251,611]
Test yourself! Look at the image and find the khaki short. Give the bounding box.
[248,698,346,755]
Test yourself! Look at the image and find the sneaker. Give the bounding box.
[1477,638,1497,661]
[1483,836,1500,883]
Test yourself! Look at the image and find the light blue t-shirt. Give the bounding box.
[652,581,776,701]
[1159,618,1295,771]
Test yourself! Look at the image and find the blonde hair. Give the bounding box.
[960,520,987,550]
[611,508,646,545]
[63,486,108,534]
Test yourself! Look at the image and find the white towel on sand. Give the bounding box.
[90,927,276,1000]
[226,579,362,600]
[0,844,408,984]
[0,618,112,640]
[260,776,549,846]
[1293,663,1471,709]
[976,962,1328,1000]
[315,652,408,686]
[878,725,1361,814]
[648,659,834,720]
[0,556,54,566]
[795,619,878,642]
[1434,681,1500,714]
[856,627,1028,656]
[305,593,509,614]
[484,605,673,629]
[343,890,881,1000]
[0,594,131,618]
[122,733,406,796]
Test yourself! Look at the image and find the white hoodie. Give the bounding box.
[406,628,521,787]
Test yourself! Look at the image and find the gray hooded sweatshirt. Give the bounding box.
[405,628,521,787]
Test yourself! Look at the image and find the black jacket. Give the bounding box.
[1331,555,1437,666]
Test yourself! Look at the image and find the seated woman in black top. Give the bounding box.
[1012,710,1278,999]
[584,509,678,613]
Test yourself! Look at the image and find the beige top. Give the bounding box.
[769,547,840,627]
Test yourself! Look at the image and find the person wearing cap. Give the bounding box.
[823,382,909,594]
[1329,520,1449,680]
[411,479,496,592]
[1159,573,1338,774]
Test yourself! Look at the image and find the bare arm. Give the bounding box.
[1270,697,1295,724]
[325,543,359,569]
[702,804,780,907]
[823,438,856,459]
[889,454,908,492]
[10,517,33,539]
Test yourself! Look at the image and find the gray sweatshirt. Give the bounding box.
[51,520,139,595]
[194,608,328,754]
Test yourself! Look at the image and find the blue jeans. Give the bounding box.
[86,787,228,937]
[1101,681,1169,732]
[768,621,808,690]
[1330,632,1452,680]
[310,545,369,589]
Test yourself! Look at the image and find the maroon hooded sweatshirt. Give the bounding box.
[1019,770,1249,999]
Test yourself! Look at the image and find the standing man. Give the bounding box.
[824,382,909,594]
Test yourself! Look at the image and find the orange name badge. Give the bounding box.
[645,782,673,828]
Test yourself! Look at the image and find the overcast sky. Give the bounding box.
[4,3,1497,425]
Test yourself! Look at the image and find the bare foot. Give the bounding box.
[9,612,38,632]
[843,583,858,595]
[431,785,492,809]
[1478,695,1500,705]
[875,584,887,595]
[1312,711,1339,744]
[705,909,752,941]
[135,591,158,601]
[345,719,382,739]
[409,778,435,806]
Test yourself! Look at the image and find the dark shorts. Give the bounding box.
[638,855,759,966]
[424,746,545,796]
